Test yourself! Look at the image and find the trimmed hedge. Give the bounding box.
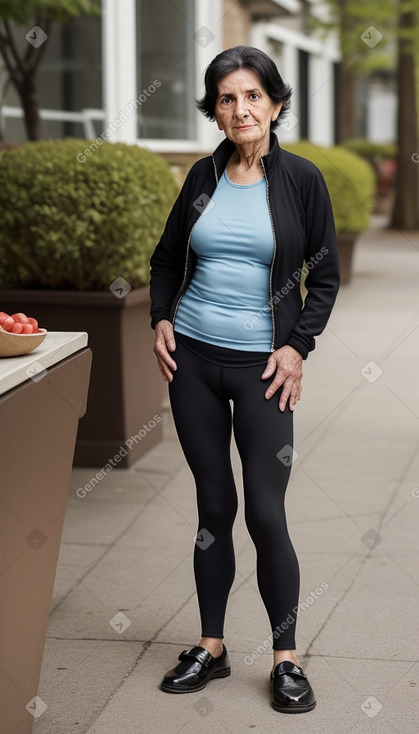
[342,138,397,162]
[282,141,376,234]
[0,139,179,290]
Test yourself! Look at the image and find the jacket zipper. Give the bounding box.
[171,225,193,326]
[260,157,277,352]
[171,155,219,327]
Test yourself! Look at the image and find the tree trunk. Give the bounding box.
[334,1,358,143]
[390,6,419,229]
[19,79,42,141]
[335,61,357,143]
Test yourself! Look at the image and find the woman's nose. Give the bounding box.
[234,99,249,118]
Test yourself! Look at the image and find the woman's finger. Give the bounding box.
[154,339,177,371]
[281,379,303,411]
[288,383,302,411]
[157,355,174,382]
[263,346,303,403]
[153,320,177,380]
[278,377,293,412]
[264,369,286,400]
[260,356,277,379]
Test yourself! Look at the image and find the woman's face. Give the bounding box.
[214,68,282,149]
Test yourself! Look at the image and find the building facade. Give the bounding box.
[1,0,392,155]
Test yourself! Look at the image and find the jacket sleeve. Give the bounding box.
[286,167,340,359]
[149,166,196,329]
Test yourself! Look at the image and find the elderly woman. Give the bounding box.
[150,45,339,713]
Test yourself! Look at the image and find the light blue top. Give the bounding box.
[174,168,274,350]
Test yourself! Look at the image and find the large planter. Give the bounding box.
[0,287,165,468]
[0,337,92,734]
[337,233,359,285]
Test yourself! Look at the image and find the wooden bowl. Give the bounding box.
[0,326,47,357]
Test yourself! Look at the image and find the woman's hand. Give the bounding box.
[153,319,177,382]
[261,345,303,412]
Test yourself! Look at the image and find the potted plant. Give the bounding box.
[282,141,376,285]
[0,138,179,467]
[342,139,397,215]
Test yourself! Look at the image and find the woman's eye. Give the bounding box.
[220,94,259,104]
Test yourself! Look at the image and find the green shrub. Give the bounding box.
[282,141,376,233]
[0,139,179,289]
[342,138,397,162]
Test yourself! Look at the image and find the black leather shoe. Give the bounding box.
[271,660,316,713]
[160,644,231,693]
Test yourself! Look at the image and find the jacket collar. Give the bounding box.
[211,131,282,181]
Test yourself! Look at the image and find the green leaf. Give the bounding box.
[0,0,100,23]
[0,139,178,290]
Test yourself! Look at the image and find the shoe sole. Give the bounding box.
[160,667,231,694]
[271,699,316,714]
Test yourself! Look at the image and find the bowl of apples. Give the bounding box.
[0,312,47,357]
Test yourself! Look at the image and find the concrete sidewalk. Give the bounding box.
[34,216,419,734]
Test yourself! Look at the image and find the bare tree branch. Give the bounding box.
[3,19,26,76]
[0,24,23,93]
[0,1,101,140]
[30,17,52,76]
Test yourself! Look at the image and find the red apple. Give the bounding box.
[11,312,29,324]
[0,312,10,324]
[1,316,14,332]
[11,321,24,333]
[27,317,38,331]
[22,323,34,334]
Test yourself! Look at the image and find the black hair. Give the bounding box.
[196,45,292,130]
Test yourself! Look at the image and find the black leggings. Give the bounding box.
[168,335,300,650]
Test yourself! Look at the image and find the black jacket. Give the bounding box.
[149,132,340,359]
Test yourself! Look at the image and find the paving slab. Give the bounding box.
[51,543,110,610]
[33,640,142,734]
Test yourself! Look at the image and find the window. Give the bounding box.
[136,0,196,140]
[2,16,102,141]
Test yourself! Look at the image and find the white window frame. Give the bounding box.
[102,0,223,152]
[0,0,222,150]
[251,20,340,146]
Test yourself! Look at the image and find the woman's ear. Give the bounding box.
[272,101,283,122]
